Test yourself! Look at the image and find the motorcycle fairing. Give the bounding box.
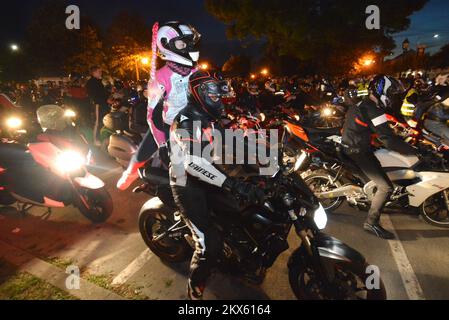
[407,171,449,207]
[374,149,420,168]
[28,142,60,171]
[74,173,104,190]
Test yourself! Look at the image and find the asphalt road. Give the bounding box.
[1,152,449,300]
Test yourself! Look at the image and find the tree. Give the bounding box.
[205,0,428,75]
[25,0,107,77]
[106,11,152,78]
[222,54,251,76]
[431,44,449,68]
[65,22,108,74]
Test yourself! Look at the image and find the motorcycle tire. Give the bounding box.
[76,187,113,223]
[288,247,386,300]
[139,208,192,263]
[303,169,344,212]
[419,190,449,228]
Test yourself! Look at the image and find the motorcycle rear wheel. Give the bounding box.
[304,169,343,212]
[139,209,192,263]
[420,190,449,228]
[288,247,386,300]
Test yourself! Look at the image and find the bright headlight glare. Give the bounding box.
[55,151,85,173]
[64,109,76,118]
[314,204,328,230]
[322,107,333,117]
[6,117,22,129]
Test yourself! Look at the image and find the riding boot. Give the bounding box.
[116,160,146,190]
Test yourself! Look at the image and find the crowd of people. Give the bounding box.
[1,20,449,301]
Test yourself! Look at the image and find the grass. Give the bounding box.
[45,257,75,270]
[0,259,77,300]
[84,272,149,300]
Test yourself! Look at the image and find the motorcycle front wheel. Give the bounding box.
[288,247,386,300]
[76,187,113,223]
[139,208,192,263]
[420,190,449,228]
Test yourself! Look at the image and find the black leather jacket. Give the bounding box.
[342,99,415,155]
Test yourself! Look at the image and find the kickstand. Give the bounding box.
[40,207,52,220]
[17,203,34,217]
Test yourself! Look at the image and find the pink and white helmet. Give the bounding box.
[157,21,201,67]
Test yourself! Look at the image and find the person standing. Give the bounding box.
[86,66,109,146]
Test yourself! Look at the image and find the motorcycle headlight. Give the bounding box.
[313,204,328,230]
[55,151,85,173]
[322,107,333,117]
[6,117,22,129]
[64,109,77,118]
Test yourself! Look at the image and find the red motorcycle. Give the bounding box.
[0,106,112,223]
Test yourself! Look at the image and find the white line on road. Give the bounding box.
[112,249,154,285]
[382,215,426,300]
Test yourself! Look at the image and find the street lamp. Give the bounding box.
[261,68,269,76]
[141,57,150,65]
[250,74,256,80]
[433,34,439,39]
[363,58,375,66]
[200,62,209,70]
[10,44,19,52]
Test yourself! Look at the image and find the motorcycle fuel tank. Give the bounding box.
[374,149,419,168]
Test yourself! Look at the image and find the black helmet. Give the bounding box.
[189,70,230,119]
[247,81,260,95]
[369,75,405,109]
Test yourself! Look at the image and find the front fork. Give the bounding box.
[289,211,336,287]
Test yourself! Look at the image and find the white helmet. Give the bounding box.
[157,21,201,67]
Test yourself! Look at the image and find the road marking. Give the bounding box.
[112,249,154,285]
[381,215,426,300]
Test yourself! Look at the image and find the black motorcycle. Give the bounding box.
[135,145,386,300]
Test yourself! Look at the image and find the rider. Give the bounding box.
[237,80,262,115]
[117,22,201,190]
[341,75,416,239]
[170,70,265,300]
[423,85,449,145]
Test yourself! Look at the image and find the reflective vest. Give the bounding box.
[401,89,417,118]
[357,83,369,97]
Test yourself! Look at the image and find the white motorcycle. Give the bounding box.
[303,136,449,228]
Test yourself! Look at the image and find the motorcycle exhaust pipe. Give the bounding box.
[316,185,363,199]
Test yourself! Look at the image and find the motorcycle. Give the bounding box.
[135,141,386,300]
[0,116,112,223]
[303,135,449,228]
[386,113,449,171]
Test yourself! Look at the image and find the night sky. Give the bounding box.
[1,0,448,64]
